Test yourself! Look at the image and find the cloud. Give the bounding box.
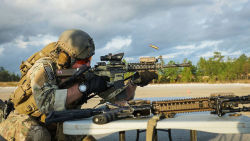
[0,0,249,73]
[173,40,223,51]
[103,36,132,51]
[124,57,135,62]
[0,48,4,55]
[199,51,215,58]
[162,52,182,59]
[210,0,248,14]
[221,50,242,56]
[1,34,57,49]
[175,45,196,50]
[14,36,28,49]
[199,49,243,58]
[167,40,223,60]
[92,35,132,64]
[0,34,57,73]
[96,35,132,55]
[197,40,223,49]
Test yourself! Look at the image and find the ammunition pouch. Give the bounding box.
[14,95,42,116]
[10,76,32,106]
[10,76,44,120]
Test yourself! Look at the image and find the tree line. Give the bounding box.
[0,67,20,82]
[157,52,249,83]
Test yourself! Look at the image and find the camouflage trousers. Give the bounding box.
[0,111,51,141]
[0,111,96,141]
[0,112,51,141]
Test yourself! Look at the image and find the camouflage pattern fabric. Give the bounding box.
[0,99,4,123]
[28,57,62,114]
[0,112,95,141]
[0,111,3,123]
[0,111,51,141]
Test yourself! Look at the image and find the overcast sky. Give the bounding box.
[0,0,249,73]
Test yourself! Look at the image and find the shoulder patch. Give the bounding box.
[44,66,55,80]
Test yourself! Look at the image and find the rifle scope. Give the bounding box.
[100,53,124,61]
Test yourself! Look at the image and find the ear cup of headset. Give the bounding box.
[58,51,71,68]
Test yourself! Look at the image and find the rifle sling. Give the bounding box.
[146,114,165,141]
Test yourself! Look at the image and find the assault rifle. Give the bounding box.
[56,53,190,103]
[45,94,250,124]
[92,94,250,124]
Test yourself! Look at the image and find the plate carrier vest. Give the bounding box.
[10,42,58,122]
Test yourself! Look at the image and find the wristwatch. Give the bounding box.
[78,84,87,92]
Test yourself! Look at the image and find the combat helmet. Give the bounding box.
[57,29,95,59]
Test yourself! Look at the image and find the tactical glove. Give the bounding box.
[84,72,109,94]
[132,71,158,87]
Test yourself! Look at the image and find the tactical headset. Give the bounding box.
[57,49,92,69]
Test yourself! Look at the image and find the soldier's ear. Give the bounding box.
[57,51,71,68]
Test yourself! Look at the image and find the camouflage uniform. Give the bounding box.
[0,57,87,141]
[28,57,67,113]
[0,111,50,141]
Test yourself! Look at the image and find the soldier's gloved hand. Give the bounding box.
[132,70,158,87]
[84,72,109,94]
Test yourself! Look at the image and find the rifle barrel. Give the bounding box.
[163,63,191,68]
[127,63,190,71]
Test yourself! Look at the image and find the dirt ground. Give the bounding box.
[0,83,250,141]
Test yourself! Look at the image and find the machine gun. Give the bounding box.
[56,53,190,103]
[92,94,250,124]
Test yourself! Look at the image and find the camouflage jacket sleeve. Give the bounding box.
[28,57,68,114]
